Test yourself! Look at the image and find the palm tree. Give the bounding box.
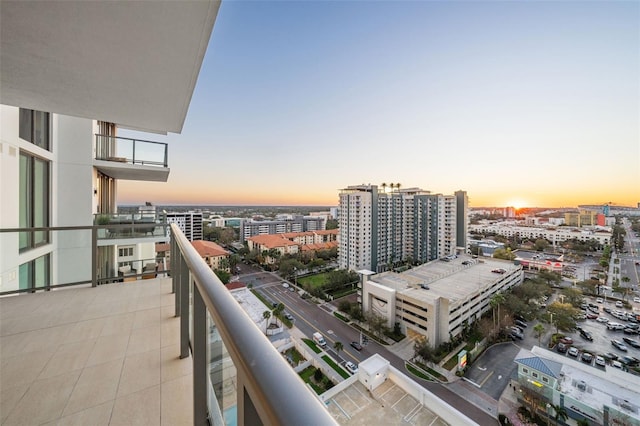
[381,182,387,193]
[534,324,545,347]
[274,303,285,326]
[262,310,271,334]
[552,404,568,426]
[334,341,343,359]
[489,293,505,330]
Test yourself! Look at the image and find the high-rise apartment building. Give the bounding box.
[338,184,464,272]
[455,190,469,250]
[166,211,204,241]
[240,216,325,241]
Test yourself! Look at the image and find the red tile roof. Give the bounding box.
[225,282,246,291]
[191,240,229,257]
[247,234,298,249]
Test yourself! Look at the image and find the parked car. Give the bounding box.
[510,330,524,340]
[612,360,623,369]
[596,298,604,304]
[595,356,606,367]
[634,297,640,303]
[597,317,609,323]
[586,312,599,320]
[615,301,623,308]
[619,356,640,366]
[568,347,579,357]
[581,352,594,364]
[602,352,619,362]
[560,337,573,345]
[622,337,640,348]
[607,322,624,330]
[557,342,568,353]
[284,313,294,321]
[282,282,289,289]
[623,327,638,335]
[515,320,528,329]
[345,361,358,374]
[350,341,362,351]
[611,339,628,352]
[579,329,593,341]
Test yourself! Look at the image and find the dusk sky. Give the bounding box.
[119,0,639,208]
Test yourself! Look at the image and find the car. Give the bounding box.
[586,312,599,320]
[597,317,610,323]
[568,347,579,357]
[288,286,295,292]
[350,341,362,351]
[619,356,640,366]
[560,337,573,345]
[634,297,640,303]
[579,329,593,341]
[595,356,606,367]
[284,313,294,320]
[623,327,638,335]
[510,330,524,340]
[616,301,624,308]
[607,322,623,330]
[603,306,613,314]
[612,360,623,369]
[596,298,604,304]
[611,340,628,351]
[511,325,524,334]
[581,352,593,364]
[588,306,599,313]
[515,320,528,329]
[622,337,640,348]
[345,361,358,374]
[282,282,289,288]
[602,352,619,362]
[557,342,568,353]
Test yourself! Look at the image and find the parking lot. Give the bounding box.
[550,296,640,374]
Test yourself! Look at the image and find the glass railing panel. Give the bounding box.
[208,311,238,426]
[95,134,167,167]
[93,213,168,240]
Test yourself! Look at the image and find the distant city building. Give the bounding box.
[329,207,338,219]
[358,255,523,346]
[240,216,325,241]
[505,206,516,218]
[455,190,469,250]
[191,240,229,271]
[338,184,464,272]
[514,346,640,426]
[165,211,203,241]
[564,209,604,227]
[579,204,640,217]
[246,230,338,263]
[469,223,611,247]
[468,239,505,257]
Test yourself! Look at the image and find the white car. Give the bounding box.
[634,297,640,303]
[597,317,609,323]
[596,298,604,304]
[568,347,579,357]
[595,356,606,367]
[612,360,623,369]
[345,362,358,374]
[281,282,289,288]
[615,301,623,308]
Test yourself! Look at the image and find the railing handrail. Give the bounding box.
[95,133,168,146]
[171,224,337,425]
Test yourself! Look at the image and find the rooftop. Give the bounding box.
[0,278,192,425]
[191,239,229,257]
[370,255,521,305]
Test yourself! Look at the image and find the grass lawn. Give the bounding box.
[303,338,322,354]
[443,355,458,371]
[405,363,432,381]
[322,355,350,379]
[297,273,328,289]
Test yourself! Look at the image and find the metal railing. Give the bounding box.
[95,134,168,167]
[93,213,167,239]
[170,224,337,426]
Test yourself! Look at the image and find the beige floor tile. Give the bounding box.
[161,318,180,348]
[161,374,192,426]
[62,317,107,344]
[21,323,75,353]
[0,349,54,391]
[110,385,160,426]
[117,349,161,397]
[3,369,81,425]
[38,339,96,380]
[161,292,175,308]
[0,332,30,358]
[85,334,129,367]
[160,345,192,383]
[133,308,161,330]
[126,325,161,356]
[62,358,123,416]
[133,294,162,311]
[0,383,29,423]
[99,312,135,337]
[58,400,113,426]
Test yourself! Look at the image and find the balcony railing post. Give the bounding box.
[91,226,97,287]
[164,143,168,167]
[132,139,136,164]
[193,286,208,426]
[179,252,190,359]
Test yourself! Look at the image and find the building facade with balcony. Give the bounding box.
[240,216,326,241]
[166,211,204,241]
[338,184,464,272]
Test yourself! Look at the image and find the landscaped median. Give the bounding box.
[405,361,447,382]
[322,355,350,379]
[303,338,322,354]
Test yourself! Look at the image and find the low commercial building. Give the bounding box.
[241,216,325,241]
[514,346,640,426]
[358,255,523,346]
[469,223,611,247]
[246,230,338,263]
[191,240,230,271]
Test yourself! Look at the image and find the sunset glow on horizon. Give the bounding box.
[117,1,639,210]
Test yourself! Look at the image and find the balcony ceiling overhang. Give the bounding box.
[94,160,170,182]
[0,1,220,134]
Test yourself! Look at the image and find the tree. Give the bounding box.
[338,300,351,313]
[552,404,568,426]
[334,341,343,359]
[262,310,271,334]
[538,269,562,287]
[493,248,516,260]
[413,336,436,365]
[560,287,584,307]
[214,269,231,284]
[533,323,545,347]
[366,312,389,339]
[547,302,578,332]
[325,219,338,230]
[534,238,550,252]
[490,292,505,330]
[274,303,285,326]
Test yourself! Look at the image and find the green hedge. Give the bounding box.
[322,355,350,379]
[303,338,322,354]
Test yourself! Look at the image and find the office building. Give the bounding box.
[469,223,611,247]
[358,255,523,346]
[166,211,203,241]
[338,184,464,272]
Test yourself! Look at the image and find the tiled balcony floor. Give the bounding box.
[0,278,192,426]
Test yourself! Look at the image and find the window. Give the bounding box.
[532,372,538,379]
[522,368,529,374]
[19,152,50,251]
[118,247,134,257]
[19,109,51,150]
[19,254,50,291]
[542,377,549,383]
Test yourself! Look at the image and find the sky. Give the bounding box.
[118,0,639,208]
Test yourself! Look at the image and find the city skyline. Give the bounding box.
[118,1,639,208]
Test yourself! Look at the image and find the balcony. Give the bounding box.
[94,212,168,243]
[94,135,170,182]
[0,224,336,425]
